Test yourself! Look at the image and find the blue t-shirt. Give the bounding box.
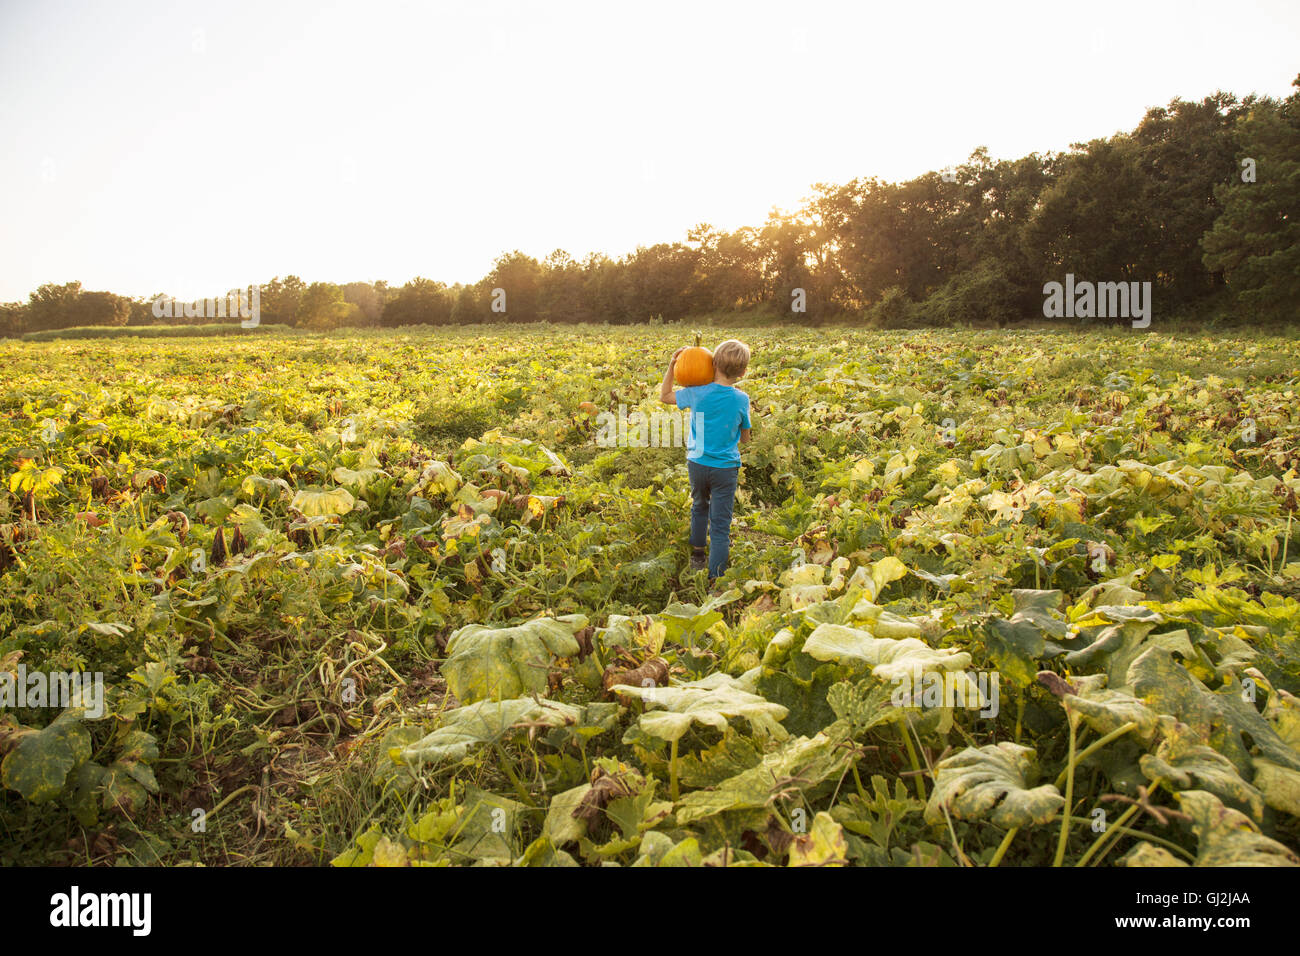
[675,383,751,468]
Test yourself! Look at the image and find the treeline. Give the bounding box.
[4,79,1297,336]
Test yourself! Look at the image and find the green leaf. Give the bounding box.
[289,486,356,517]
[985,590,1068,686]
[331,824,384,866]
[845,555,909,602]
[830,775,923,849]
[449,789,526,863]
[1,709,91,804]
[515,835,579,867]
[787,811,849,866]
[804,622,971,682]
[417,460,462,497]
[639,836,704,867]
[657,589,741,647]
[615,672,789,745]
[10,460,65,497]
[1252,759,1300,819]
[442,614,588,703]
[1122,843,1188,867]
[675,724,852,824]
[1061,674,1162,742]
[910,568,970,593]
[229,503,272,542]
[924,743,1065,828]
[394,697,583,767]
[1128,646,1300,776]
[108,729,160,794]
[826,679,901,734]
[676,730,766,788]
[64,760,107,826]
[543,784,592,846]
[1067,621,1193,689]
[331,466,389,491]
[1081,570,1146,607]
[1140,724,1265,822]
[239,474,291,500]
[1175,790,1300,867]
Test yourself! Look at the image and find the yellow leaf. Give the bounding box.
[788,812,848,867]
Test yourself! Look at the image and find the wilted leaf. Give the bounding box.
[1129,646,1300,776]
[1123,843,1188,867]
[788,811,849,866]
[442,614,588,703]
[1,709,91,803]
[675,725,852,824]
[394,697,583,767]
[616,672,788,745]
[1176,790,1300,867]
[1062,674,1161,742]
[1252,759,1300,818]
[1140,723,1265,821]
[804,622,971,681]
[290,486,356,517]
[924,743,1064,828]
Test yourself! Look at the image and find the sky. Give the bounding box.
[1,0,1297,302]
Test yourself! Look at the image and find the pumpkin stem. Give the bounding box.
[693,331,701,347]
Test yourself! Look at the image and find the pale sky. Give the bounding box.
[1,0,1297,302]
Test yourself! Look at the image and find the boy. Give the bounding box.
[658,338,752,581]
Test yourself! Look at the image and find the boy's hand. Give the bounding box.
[660,348,686,404]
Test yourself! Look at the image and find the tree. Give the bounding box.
[1202,77,1300,319]
[582,253,629,323]
[1025,138,1149,292]
[129,296,164,325]
[756,213,819,317]
[261,276,306,326]
[341,281,388,325]
[70,290,131,327]
[0,302,27,336]
[297,282,353,330]
[620,243,698,321]
[485,252,542,322]
[1130,93,1248,302]
[381,278,454,326]
[450,284,485,325]
[538,250,589,323]
[688,224,764,313]
[27,281,82,331]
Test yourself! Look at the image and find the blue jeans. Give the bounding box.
[688,461,739,578]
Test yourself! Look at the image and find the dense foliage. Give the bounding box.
[1,325,1298,867]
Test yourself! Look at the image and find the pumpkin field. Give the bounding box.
[2,323,1299,868]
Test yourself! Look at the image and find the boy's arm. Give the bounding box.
[658,347,686,405]
[739,394,753,443]
[740,427,752,444]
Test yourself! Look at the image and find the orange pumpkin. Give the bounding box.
[674,333,714,387]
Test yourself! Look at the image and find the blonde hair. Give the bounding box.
[712,339,751,378]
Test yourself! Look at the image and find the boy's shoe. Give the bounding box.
[689,549,707,572]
